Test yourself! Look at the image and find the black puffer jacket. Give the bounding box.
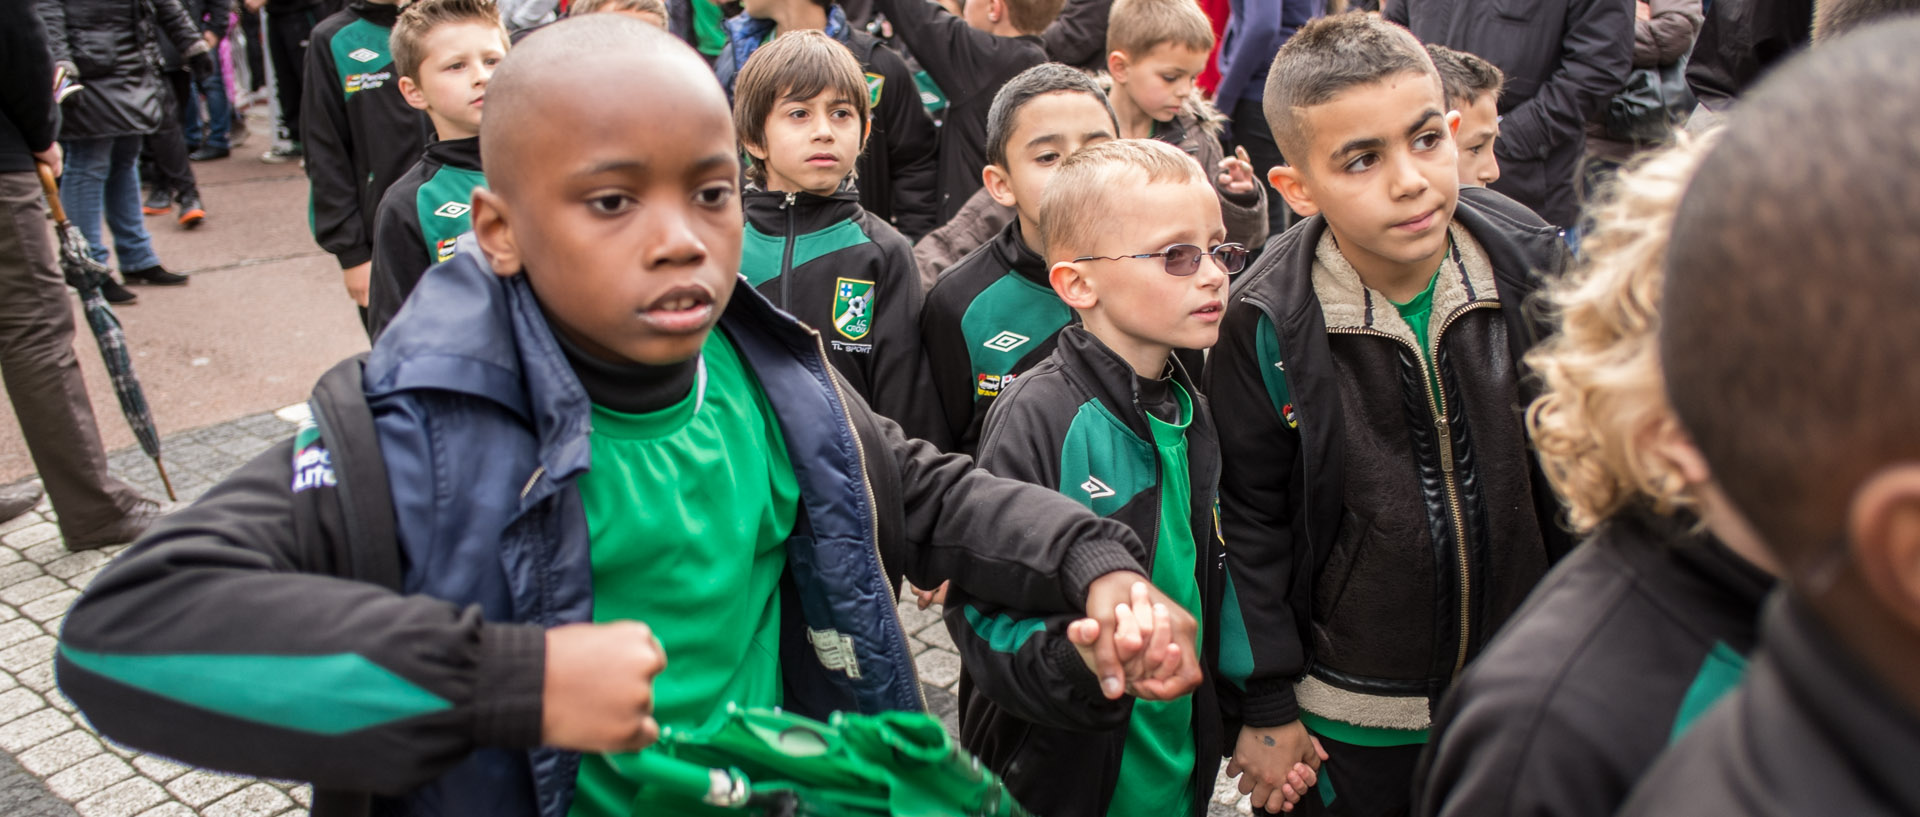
[39,0,210,139]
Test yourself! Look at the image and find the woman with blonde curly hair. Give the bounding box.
[1411,136,1781,817]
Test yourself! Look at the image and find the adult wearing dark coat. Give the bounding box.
[40,0,213,290]
[0,1,163,548]
[1388,0,1633,229]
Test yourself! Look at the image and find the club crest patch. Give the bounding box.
[864,72,885,108]
[833,278,874,340]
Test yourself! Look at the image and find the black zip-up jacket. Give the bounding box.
[1,0,60,172]
[1389,0,1632,228]
[1202,186,1572,732]
[1413,507,1773,817]
[1617,593,1920,816]
[741,186,946,447]
[303,0,431,270]
[948,326,1228,817]
[40,0,210,140]
[368,136,484,339]
[868,0,1048,222]
[921,222,1068,457]
[55,263,1149,817]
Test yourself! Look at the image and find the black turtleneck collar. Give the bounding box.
[353,0,402,25]
[551,321,700,415]
[989,219,1050,288]
[424,135,482,171]
[741,185,863,234]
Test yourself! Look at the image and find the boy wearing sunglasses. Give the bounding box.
[1203,15,1571,815]
[943,139,1260,817]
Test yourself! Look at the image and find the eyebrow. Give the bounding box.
[573,153,736,179]
[1329,109,1445,161]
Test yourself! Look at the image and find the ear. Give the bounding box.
[399,75,430,112]
[1846,463,1920,632]
[983,163,1019,209]
[1447,109,1462,137]
[988,0,1004,22]
[862,117,872,152]
[1643,416,1713,487]
[1268,164,1319,218]
[1050,260,1098,310]
[1107,50,1130,83]
[742,135,770,163]
[468,186,522,277]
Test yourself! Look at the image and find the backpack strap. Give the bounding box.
[304,353,401,817]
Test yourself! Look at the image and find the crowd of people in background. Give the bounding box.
[6,0,1920,816]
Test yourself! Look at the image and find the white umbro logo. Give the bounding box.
[433,202,470,218]
[982,331,1030,353]
[1081,476,1115,499]
[347,47,380,62]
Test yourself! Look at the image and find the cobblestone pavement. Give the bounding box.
[0,408,1256,816]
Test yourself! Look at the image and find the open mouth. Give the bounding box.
[1192,300,1224,321]
[637,285,716,334]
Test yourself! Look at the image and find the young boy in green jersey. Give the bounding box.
[1204,15,1567,815]
[56,19,1204,817]
[304,0,433,321]
[949,138,1305,817]
[1425,44,1503,189]
[732,30,944,445]
[920,63,1119,457]
[366,0,508,338]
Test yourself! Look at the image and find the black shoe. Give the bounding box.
[65,499,163,551]
[123,265,189,286]
[189,146,230,161]
[176,195,206,229]
[142,188,173,216]
[0,484,43,525]
[99,276,138,304]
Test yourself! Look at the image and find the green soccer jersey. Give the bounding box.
[1391,265,1443,410]
[1108,383,1202,817]
[567,330,800,817]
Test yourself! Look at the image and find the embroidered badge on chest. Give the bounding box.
[833,278,875,340]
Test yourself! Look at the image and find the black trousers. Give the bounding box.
[1227,95,1295,239]
[265,5,322,142]
[1291,734,1424,817]
[142,71,199,200]
[241,10,267,93]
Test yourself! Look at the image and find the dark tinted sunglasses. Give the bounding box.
[1072,243,1249,276]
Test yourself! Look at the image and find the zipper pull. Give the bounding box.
[783,192,797,208]
[1436,415,1454,474]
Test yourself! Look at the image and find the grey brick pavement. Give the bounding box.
[1,406,1257,816]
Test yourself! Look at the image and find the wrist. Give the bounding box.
[1061,538,1145,609]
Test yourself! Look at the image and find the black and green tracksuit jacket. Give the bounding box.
[741,186,946,447]
[367,136,485,338]
[302,0,430,273]
[946,325,1231,817]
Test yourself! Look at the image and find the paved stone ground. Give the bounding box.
[0,407,1256,816]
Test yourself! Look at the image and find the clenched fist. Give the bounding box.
[541,621,667,752]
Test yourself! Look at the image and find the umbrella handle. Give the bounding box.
[36,163,71,225]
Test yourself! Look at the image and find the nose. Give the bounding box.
[1480,161,1501,186]
[1388,153,1429,200]
[642,201,710,270]
[1198,253,1231,290]
[475,61,496,86]
[812,114,834,142]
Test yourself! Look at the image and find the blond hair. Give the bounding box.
[1525,135,1717,532]
[1038,138,1206,262]
[391,0,506,82]
[1107,0,1214,58]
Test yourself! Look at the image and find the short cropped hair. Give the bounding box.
[985,63,1119,168]
[1813,0,1920,40]
[1661,18,1920,562]
[1005,0,1069,35]
[1107,0,1215,58]
[1526,136,1714,532]
[1263,12,1439,163]
[391,0,506,82]
[732,30,871,185]
[1039,138,1206,262]
[1425,43,1503,109]
[567,0,667,18]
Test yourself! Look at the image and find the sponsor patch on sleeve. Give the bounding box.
[290,417,337,493]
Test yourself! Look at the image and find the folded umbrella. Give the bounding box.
[630,705,1033,817]
[36,164,176,502]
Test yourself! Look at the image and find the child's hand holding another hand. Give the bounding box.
[1227,721,1328,813]
[1068,578,1201,701]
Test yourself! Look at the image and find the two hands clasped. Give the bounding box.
[537,572,1320,813]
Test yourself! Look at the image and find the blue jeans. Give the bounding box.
[59,136,161,272]
[182,69,232,151]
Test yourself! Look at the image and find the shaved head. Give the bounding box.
[481,15,725,195]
